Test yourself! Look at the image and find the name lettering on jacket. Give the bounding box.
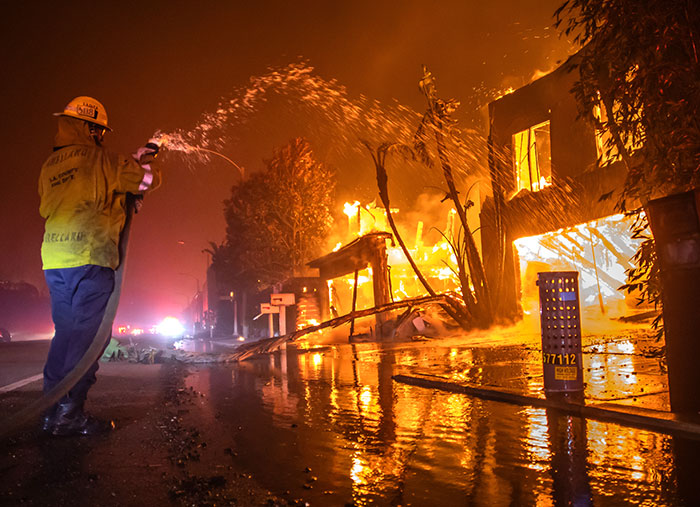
[45,147,89,167]
[43,231,86,243]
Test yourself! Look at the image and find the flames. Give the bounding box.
[300,201,641,331]
[514,213,643,318]
[324,200,462,319]
[296,291,322,330]
[533,175,552,192]
[342,200,397,238]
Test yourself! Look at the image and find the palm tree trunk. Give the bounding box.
[370,144,469,327]
[434,122,493,326]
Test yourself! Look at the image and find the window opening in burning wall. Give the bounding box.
[593,100,643,167]
[513,120,552,193]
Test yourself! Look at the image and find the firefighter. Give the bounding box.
[38,96,160,436]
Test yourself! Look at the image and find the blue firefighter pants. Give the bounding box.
[43,265,115,404]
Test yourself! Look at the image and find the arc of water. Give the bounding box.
[191,147,245,178]
[151,131,245,179]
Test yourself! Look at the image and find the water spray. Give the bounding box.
[141,62,506,186]
[148,132,245,178]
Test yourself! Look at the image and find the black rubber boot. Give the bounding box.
[39,404,58,433]
[49,400,113,437]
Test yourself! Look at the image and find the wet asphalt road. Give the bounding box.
[1,327,700,506]
[0,340,287,506]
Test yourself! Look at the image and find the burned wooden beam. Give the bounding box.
[229,294,455,361]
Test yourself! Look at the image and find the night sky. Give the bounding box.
[0,0,572,326]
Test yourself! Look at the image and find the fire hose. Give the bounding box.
[0,145,157,439]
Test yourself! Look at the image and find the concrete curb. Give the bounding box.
[393,373,700,439]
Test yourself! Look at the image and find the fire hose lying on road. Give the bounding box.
[0,195,139,439]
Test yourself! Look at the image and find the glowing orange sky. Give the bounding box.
[0,1,572,324]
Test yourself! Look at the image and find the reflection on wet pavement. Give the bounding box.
[187,328,697,506]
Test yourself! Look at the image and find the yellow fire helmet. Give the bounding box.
[53,96,112,131]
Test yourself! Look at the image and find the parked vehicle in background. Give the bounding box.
[0,281,52,341]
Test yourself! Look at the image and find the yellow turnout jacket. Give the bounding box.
[39,117,161,270]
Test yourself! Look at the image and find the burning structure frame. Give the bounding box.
[480,53,635,318]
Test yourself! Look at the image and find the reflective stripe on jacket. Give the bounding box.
[39,116,161,270]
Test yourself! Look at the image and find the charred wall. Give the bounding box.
[482,53,629,317]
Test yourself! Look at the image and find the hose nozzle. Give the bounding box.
[145,141,160,156]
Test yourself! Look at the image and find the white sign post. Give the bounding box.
[261,303,279,338]
[270,293,295,336]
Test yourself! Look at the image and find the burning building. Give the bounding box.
[480,53,644,320]
[226,55,650,340]
[296,199,463,338]
[304,54,648,335]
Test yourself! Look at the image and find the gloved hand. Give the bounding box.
[132,142,159,166]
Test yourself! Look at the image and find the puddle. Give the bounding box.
[183,336,698,506]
